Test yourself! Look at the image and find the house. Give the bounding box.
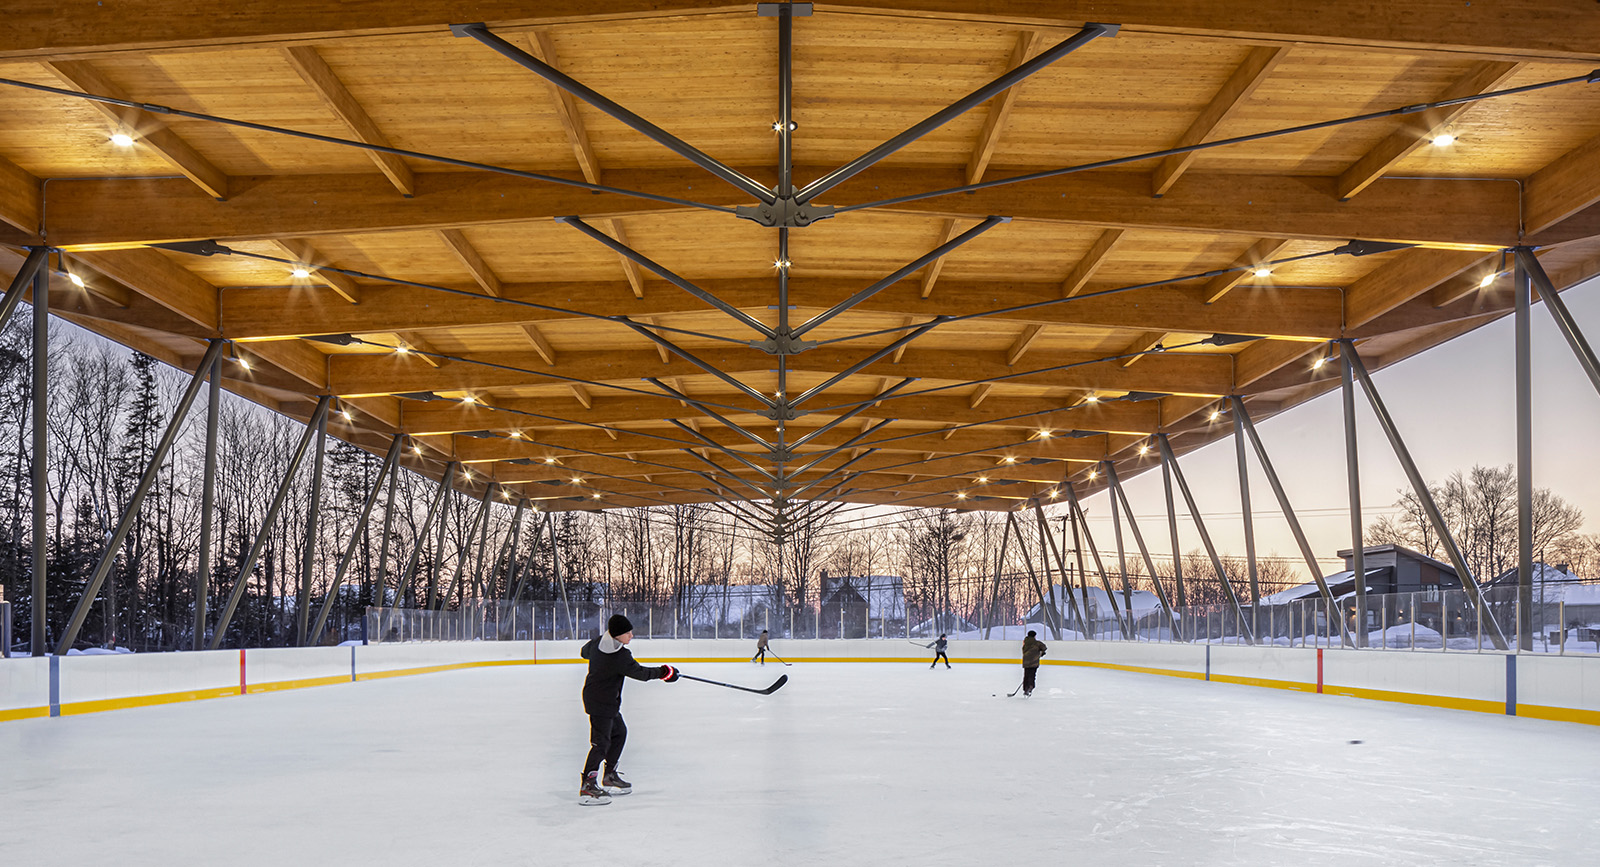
[819,575,905,638]
[681,584,783,634]
[1026,583,1163,636]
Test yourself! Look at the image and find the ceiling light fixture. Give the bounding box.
[67,272,86,288]
[110,132,134,147]
[290,267,311,279]
[1431,132,1456,147]
[1479,272,1497,288]
[1253,267,1272,278]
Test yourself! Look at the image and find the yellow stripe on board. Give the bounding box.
[0,705,50,722]
[356,658,540,680]
[60,686,239,717]
[247,675,349,694]
[1513,703,1600,726]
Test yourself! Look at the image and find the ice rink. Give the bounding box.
[3,657,1595,866]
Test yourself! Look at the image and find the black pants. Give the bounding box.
[1023,665,1038,693]
[753,648,767,663]
[932,651,950,668]
[584,714,627,776]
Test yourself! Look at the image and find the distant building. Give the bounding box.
[819,575,905,638]
[1026,583,1163,636]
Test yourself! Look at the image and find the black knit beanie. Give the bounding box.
[607,614,634,637]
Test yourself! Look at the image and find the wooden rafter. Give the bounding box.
[282,45,415,196]
[1062,229,1126,298]
[1151,46,1286,198]
[1198,238,1291,304]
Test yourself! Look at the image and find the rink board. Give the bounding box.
[2,638,1597,725]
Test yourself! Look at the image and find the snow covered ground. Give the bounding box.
[3,660,1595,865]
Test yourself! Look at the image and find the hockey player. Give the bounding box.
[752,629,770,665]
[928,634,951,669]
[579,614,680,805]
[1021,630,1047,696]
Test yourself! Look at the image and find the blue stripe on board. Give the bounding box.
[48,655,60,718]
[1505,654,1517,716]
[1205,644,1211,682]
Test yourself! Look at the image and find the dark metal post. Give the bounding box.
[209,396,332,650]
[1231,411,1262,645]
[1063,485,1129,639]
[194,350,221,650]
[471,483,498,599]
[492,497,527,599]
[0,247,48,332]
[1159,445,1189,636]
[1105,462,1179,637]
[310,435,402,645]
[1518,248,1600,398]
[424,469,458,611]
[30,262,47,656]
[56,339,226,654]
[508,508,548,606]
[296,406,329,645]
[1014,509,1062,640]
[439,483,492,610]
[1158,434,1253,644]
[1514,250,1534,651]
[1031,501,1089,636]
[372,441,403,606]
[1111,484,1132,633]
[1229,396,1353,647]
[1340,345,1508,650]
[983,510,1015,639]
[1340,347,1367,648]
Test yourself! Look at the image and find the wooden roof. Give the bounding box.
[3,2,1600,517]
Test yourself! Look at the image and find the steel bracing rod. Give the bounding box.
[56,339,228,654]
[1514,256,1534,650]
[1011,509,1064,640]
[310,434,402,645]
[834,69,1600,214]
[1231,410,1261,641]
[30,263,46,656]
[296,406,329,646]
[787,380,914,453]
[816,246,1339,348]
[711,502,781,539]
[777,7,795,198]
[1111,478,1132,620]
[0,247,48,332]
[464,397,710,450]
[398,462,456,608]
[472,482,498,597]
[197,247,752,349]
[456,24,775,204]
[647,378,775,447]
[777,229,791,476]
[785,501,850,540]
[1337,344,1509,650]
[1062,483,1129,638]
[669,422,780,482]
[373,445,403,606]
[1104,462,1179,635]
[797,23,1116,203]
[717,492,779,522]
[1228,395,1354,648]
[684,450,775,499]
[0,78,734,216]
[791,216,1008,337]
[787,419,894,477]
[1031,500,1091,636]
[786,449,881,499]
[1158,434,1253,643]
[194,349,221,651]
[622,325,775,408]
[790,320,945,407]
[485,497,523,598]
[207,395,332,651]
[561,217,777,338]
[505,502,544,604]
[438,483,494,610]
[1339,347,1366,648]
[982,508,1015,639]
[424,476,456,611]
[1517,249,1600,399]
[804,336,1217,416]
[502,501,536,603]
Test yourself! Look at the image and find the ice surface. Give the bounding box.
[2,659,1595,865]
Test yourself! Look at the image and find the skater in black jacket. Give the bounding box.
[1021,630,1047,696]
[579,614,679,805]
[928,634,951,668]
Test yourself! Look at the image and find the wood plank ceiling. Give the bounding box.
[3,1,1600,516]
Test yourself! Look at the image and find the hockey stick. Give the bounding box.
[678,673,789,695]
[1007,678,1026,697]
[764,652,794,667]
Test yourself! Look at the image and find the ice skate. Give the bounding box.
[602,769,632,795]
[579,772,612,806]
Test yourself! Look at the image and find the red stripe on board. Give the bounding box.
[239,649,247,695]
[1316,648,1323,694]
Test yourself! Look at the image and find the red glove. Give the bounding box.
[659,664,680,683]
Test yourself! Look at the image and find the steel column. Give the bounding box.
[508,508,548,606]
[209,395,332,650]
[1159,444,1189,637]
[0,247,48,332]
[30,262,47,656]
[1340,347,1367,648]
[1012,510,1062,640]
[1231,411,1262,645]
[55,340,226,654]
[399,462,456,609]
[1514,251,1534,651]
[372,444,402,606]
[1105,462,1179,636]
[1158,434,1253,644]
[1111,484,1132,631]
[1031,501,1090,636]
[1339,345,1508,650]
[1063,484,1129,638]
[296,406,329,645]
[310,435,402,645]
[1518,248,1600,398]
[424,474,456,611]
[983,509,1015,639]
[1229,396,1353,648]
[193,350,221,651]
[439,483,493,610]
[492,497,527,599]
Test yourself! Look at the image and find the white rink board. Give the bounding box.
[0,655,49,715]
[58,650,238,707]
[2,661,1595,866]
